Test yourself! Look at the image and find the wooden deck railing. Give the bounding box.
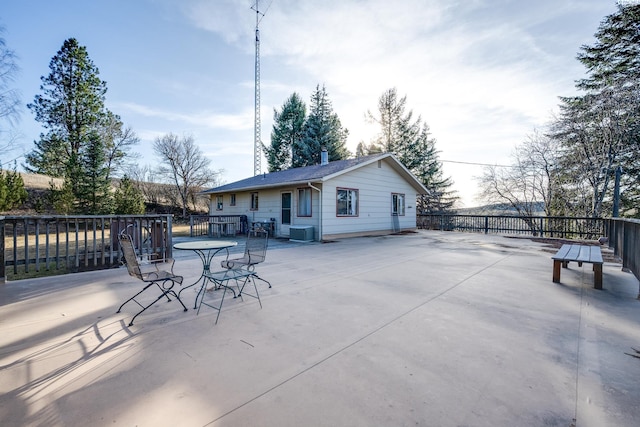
[605,218,640,297]
[189,215,247,238]
[1,215,173,282]
[418,214,639,295]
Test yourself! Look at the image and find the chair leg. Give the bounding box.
[169,290,188,312]
[157,279,188,311]
[250,276,262,308]
[196,279,229,325]
[253,274,271,288]
[156,282,173,302]
[128,289,172,326]
[117,283,154,313]
[237,275,262,308]
[120,280,187,326]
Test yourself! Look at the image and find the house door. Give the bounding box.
[281,192,292,236]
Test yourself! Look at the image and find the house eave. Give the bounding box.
[200,179,323,195]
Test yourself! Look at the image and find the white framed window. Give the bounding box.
[216,195,223,211]
[337,188,358,217]
[392,193,405,216]
[230,194,236,206]
[250,192,259,210]
[298,188,312,217]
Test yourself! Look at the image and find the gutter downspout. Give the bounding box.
[308,182,322,241]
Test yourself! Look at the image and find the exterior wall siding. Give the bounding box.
[208,186,321,238]
[207,158,420,241]
[320,160,417,238]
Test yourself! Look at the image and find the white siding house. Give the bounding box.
[201,153,428,241]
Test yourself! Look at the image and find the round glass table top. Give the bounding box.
[173,240,238,251]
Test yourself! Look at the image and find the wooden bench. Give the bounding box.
[552,244,603,289]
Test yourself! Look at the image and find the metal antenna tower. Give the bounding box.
[251,1,264,176]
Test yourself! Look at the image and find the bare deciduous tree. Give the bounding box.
[0,27,21,158]
[100,111,140,180]
[153,133,220,218]
[126,164,162,206]
[477,131,561,233]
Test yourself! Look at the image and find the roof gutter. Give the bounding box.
[307,182,322,241]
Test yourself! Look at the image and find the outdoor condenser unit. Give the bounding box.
[289,225,314,242]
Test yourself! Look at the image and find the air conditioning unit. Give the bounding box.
[289,225,314,242]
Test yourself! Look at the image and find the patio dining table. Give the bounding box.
[174,240,237,308]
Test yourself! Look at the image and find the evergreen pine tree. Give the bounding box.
[77,131,112,214]
[297,85,350,167]
[25,38,136,213]
[0,164,28,212]
[265,93,306,171]
[368,88,456,212]
[551,4,640,217]
[113,175,145,214]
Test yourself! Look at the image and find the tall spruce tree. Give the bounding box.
[296,85,350,167]
[576,3,640,91]
[77,131,112,213]
[367,88,456,212]
[265,92,306,171]
[551,3,640,217]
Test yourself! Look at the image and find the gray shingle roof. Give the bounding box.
[201,153,428,194]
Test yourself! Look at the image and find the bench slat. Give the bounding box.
[567,245,582,260]
[576,245,592,263]
[589,246,603,264]
[552,244,573,260]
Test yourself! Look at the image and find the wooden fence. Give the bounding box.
[1,215,173,282]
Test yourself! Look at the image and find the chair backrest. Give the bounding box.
[118,233,143,280]
[245,230,268,265]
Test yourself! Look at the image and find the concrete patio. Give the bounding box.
[1,230,639,427]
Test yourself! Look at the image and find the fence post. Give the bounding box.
[0,216,5,284]
[484,216,489,234]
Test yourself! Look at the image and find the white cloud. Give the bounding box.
[172,0,616,205]
[115,102,254,131]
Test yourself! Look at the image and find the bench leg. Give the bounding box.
[593,264,603,290]
[562,261,569,268]
[553,260,562,283]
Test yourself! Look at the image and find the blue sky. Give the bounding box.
[1,0,620,206]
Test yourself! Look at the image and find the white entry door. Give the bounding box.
[281,192,292,236]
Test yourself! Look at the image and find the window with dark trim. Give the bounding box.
[230,194,236,206]
[392,193,405,216]
[337,188,358,216]
[297,188,312,217]
[250,192,259,210]
[216,195,223,211]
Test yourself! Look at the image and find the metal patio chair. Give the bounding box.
[220,230,271,290]
[117,232,187,326]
